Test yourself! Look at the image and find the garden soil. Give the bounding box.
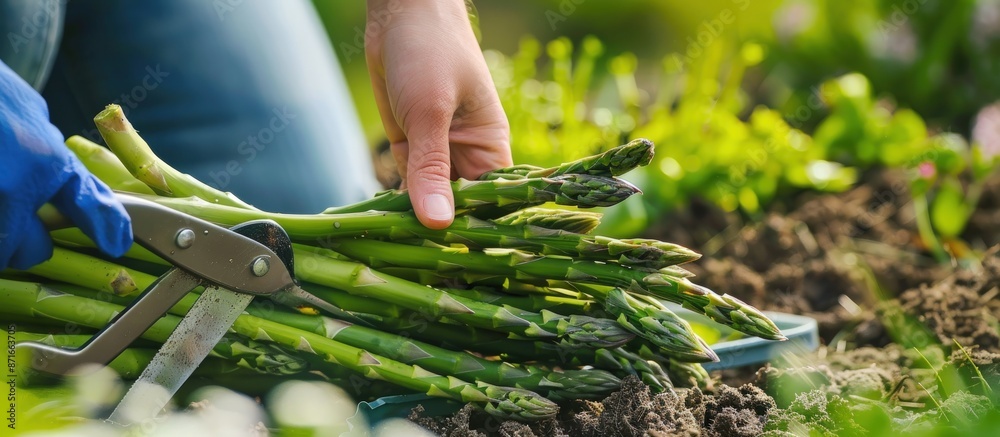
[408,170,1000,436]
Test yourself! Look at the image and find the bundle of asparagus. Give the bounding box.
[1,104,783,422]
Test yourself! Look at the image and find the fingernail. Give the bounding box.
[422,194,453,221]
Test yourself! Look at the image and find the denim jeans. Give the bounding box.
[2,0,379,213]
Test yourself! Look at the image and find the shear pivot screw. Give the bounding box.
[251,256,270,277]
[175,229,195,249]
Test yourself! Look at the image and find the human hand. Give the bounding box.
[365,0,512,229]
[0,61,132,270]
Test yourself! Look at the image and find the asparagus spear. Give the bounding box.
[0,279,559,421]
[479,138,654,180]
[491,207,603,234]
[666,359,711,390]
[93,104,256,209]
[602,288,718,362]
[21,246,138,296]
[321,174,641,215]
[244,305,622,402]
[13,333,302,386]
[65,135,155,195]
[440,284,715,362]
[352,311,674,392]
[323,238,783,340]
[4,280,307,377]
[337,214,700,270]
[92,104,169,194]
[442,286,603,315]
[294,249,634,348]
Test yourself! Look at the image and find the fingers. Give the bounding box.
[404,106,456,229]
[7,215,53,270]
[50,159,133,258]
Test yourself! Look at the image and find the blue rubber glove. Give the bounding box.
[0,60,132,270]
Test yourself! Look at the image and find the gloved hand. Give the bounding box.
[0,60,132,270]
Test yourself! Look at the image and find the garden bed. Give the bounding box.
[405,170,1000,436]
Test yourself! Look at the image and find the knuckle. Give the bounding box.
[398,89,455,132]
[409,149,452,181]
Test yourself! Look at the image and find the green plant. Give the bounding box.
[486,36,858,236]
[763,0,1000,132]
[490,35,1000,259]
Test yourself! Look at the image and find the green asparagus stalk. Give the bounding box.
[666,359,710,389]
[92,105,169,194]
[244,305,621,401]
[594,347,674,392]
[352,311,674,392]
[322,238,783,340]
[442,286,603,316]
[13,333,299,386]
[602,288,717,362]
[0,279,558,421]
[106,194,693,271]
[93,104,256,209]
[479,138,655,180]
[28,281,321,378]
[440,284,715,362]
[65,135,156,195]
[326,214,700,270]
[14,332,155,384]
[492,207,603,234]
[321,174,640,214]
[20,246,138,296]
[295,249,634,347]
[503,341,674,393]
[3,280,308,376]
[48,228,163,266]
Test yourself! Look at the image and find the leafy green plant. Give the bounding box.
[763,0,1000,131]
[489,35,1000,258]
[487,37,859,235]
[800,72,1000,261]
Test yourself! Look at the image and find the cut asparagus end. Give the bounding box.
[93,104,171,194]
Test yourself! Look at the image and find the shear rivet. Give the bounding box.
[175,229,195,249]
[251,256,270,277]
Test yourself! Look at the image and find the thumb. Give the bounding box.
[405,115,455,230]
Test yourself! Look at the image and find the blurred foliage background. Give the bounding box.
[312,0,1000,241]
[315,0,1000,141]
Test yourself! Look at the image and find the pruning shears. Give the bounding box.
[18,192,340,425]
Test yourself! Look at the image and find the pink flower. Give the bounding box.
[918,161,936,179]
[973,103,1000,160]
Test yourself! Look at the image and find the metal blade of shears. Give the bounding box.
[107,285,253,425]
